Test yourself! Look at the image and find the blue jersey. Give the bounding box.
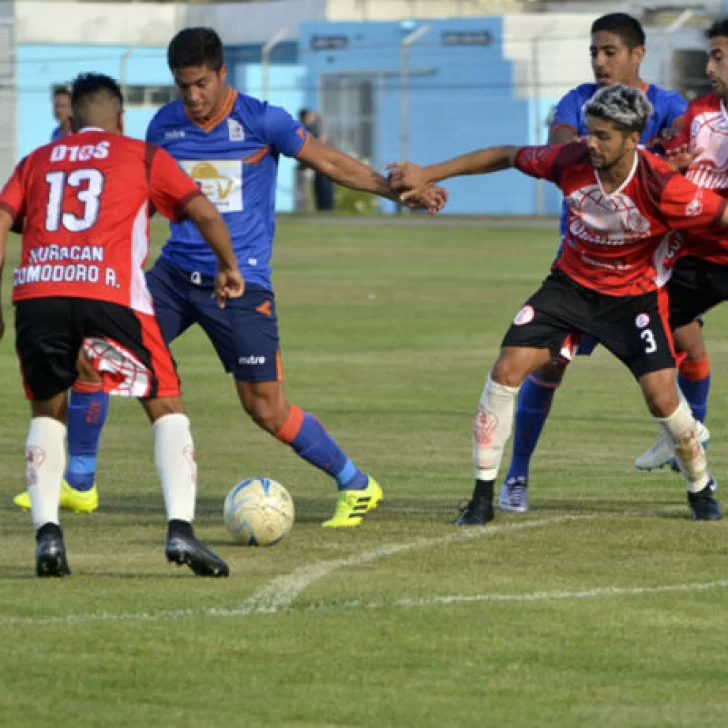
[551,82,686,237]
[147,89,310,289]
[551,82,686,143]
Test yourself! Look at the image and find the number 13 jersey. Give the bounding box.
[0,128,202,310]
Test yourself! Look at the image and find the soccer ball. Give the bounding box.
[223,478,294,546]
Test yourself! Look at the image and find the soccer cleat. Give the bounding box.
[322,476,383,528]
[688,477,722,521]
[634,422,710,472]
[14,480,99,514]
[36,523,71,578]
[498,476,529,513]
[165,533,230,577]
[455,496,494,526]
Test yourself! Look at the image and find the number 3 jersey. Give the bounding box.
[146,88,310,290]
[0,129,203,310]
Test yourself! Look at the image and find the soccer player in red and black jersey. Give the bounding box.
[0,73,244,577]
[390,84,728,524]
[631,18,728,470]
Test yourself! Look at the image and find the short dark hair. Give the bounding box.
[591,13,645,50]
[168,27,224,72]
[70,73,124,128]
[53,87,71,99]
[706,18,728,41]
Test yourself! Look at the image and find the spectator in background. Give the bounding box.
[298,108,335,211]
[50,87,72,141]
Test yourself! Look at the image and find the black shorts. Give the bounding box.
[502,270,676,380]
[15,297,180,401]
[668,256,728,330]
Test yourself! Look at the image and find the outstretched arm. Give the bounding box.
[388,146,523,202]
[295,137,447,213]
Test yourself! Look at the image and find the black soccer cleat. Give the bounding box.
[35,523,71,578]
[165,521,229,577]
[455,497,495,526]
[688,477,722,521]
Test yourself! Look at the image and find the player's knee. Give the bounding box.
[537,358,567,384]
[142,396,185,423]
[242,396,288,434]
[645,388,680,418]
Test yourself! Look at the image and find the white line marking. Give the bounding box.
[0,511,698,627]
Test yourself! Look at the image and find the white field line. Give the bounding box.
[0,512,709,627]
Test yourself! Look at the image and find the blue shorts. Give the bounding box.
[146,257,282,382]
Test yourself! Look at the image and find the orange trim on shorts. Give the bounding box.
[275,404,303,444]
[276,350,284,381]
[72,379,103,394]
[679,355,710,381]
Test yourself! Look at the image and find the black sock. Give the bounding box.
[168,519,194,538]
[473,479,494,503]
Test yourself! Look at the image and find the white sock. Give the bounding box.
[656,400,709,493]
[153,413,196,522]
[26,417,67,529]
[473,375,520,481]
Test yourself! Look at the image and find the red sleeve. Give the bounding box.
[658,104,692,154]
[515,142,587,184]
[146,145,203,222]
[0,157,28,223]
[658,174,727,231]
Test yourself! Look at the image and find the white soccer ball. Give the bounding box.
[223,477,294,547]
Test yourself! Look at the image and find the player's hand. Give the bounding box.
[214,267,245,309]
[387,161,430,193]
[401,186,449,214]
[665,144,703,173]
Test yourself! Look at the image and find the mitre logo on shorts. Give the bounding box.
[238,355,266,365]
[513,305,535,326]
[635,313,650,329]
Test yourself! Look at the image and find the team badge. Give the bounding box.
[227,118,245,141]
[685,193,704,218]
[635,313,650,329]
[513,305,535,326]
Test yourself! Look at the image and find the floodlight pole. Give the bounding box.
[119,45,137,92]
[399,24,430,213]
[262,30,287,101]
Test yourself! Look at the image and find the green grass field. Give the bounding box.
[2,218,728,727]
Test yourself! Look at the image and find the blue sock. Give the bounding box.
[277,406,369,490]
[679,372,710,423]
[65,386,110,491]
[504,375,557,482]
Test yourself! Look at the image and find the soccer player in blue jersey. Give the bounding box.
[497,12,701,514]
[14,27,446,526]
[50,87,73,142]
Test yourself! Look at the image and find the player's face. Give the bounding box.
[173,64,228,122]
[584,116,637,170]
[706,36,728,100]
[53,93,71,123]
[590,31,644,87]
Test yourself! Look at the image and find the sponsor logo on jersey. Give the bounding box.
[685,193,704,217]
[164,129,186,139]
[635,313,650,329]
[180,160,243,213]
[513,305,535,326]
[228,118,245,141]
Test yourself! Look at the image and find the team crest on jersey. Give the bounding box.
[635,313,650,329]
[685,191,704,218]
[513,305,535,326]
[228,118,245,141]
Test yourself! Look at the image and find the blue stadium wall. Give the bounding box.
[15,43,305,211]
[299,18,543,215]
